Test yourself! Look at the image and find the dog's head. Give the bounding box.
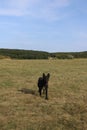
[43,73,50,85]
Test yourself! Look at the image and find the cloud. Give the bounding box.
[47,0,69,8]
[0,0,70,20]
[0,9,23,16]
[0,0,31,16]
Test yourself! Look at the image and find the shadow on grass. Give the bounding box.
[18,88,36,95]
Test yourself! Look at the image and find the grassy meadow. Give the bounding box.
[0,59,87,130]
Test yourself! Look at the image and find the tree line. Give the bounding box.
[0,49,87,59]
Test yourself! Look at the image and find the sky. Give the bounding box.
[0,0,87,52]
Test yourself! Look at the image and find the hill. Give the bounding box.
[0,48,87,59]
[51,51,87,59]
[0,49,49,59]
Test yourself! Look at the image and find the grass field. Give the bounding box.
[0,59,87,130]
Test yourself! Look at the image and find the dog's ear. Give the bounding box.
[47,73,50,79]
[43,73,45,78]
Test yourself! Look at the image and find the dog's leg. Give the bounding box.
[43,87,45,94]
[39,88,42,96]
[45,86,48,100]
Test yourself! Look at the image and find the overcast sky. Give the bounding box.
[0,0,87,52]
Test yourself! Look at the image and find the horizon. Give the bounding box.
[0,0,87,52]
[0,48,87,53]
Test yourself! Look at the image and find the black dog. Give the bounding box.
[38,73,50,99]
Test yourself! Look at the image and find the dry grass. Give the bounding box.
[0,59,87,130]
